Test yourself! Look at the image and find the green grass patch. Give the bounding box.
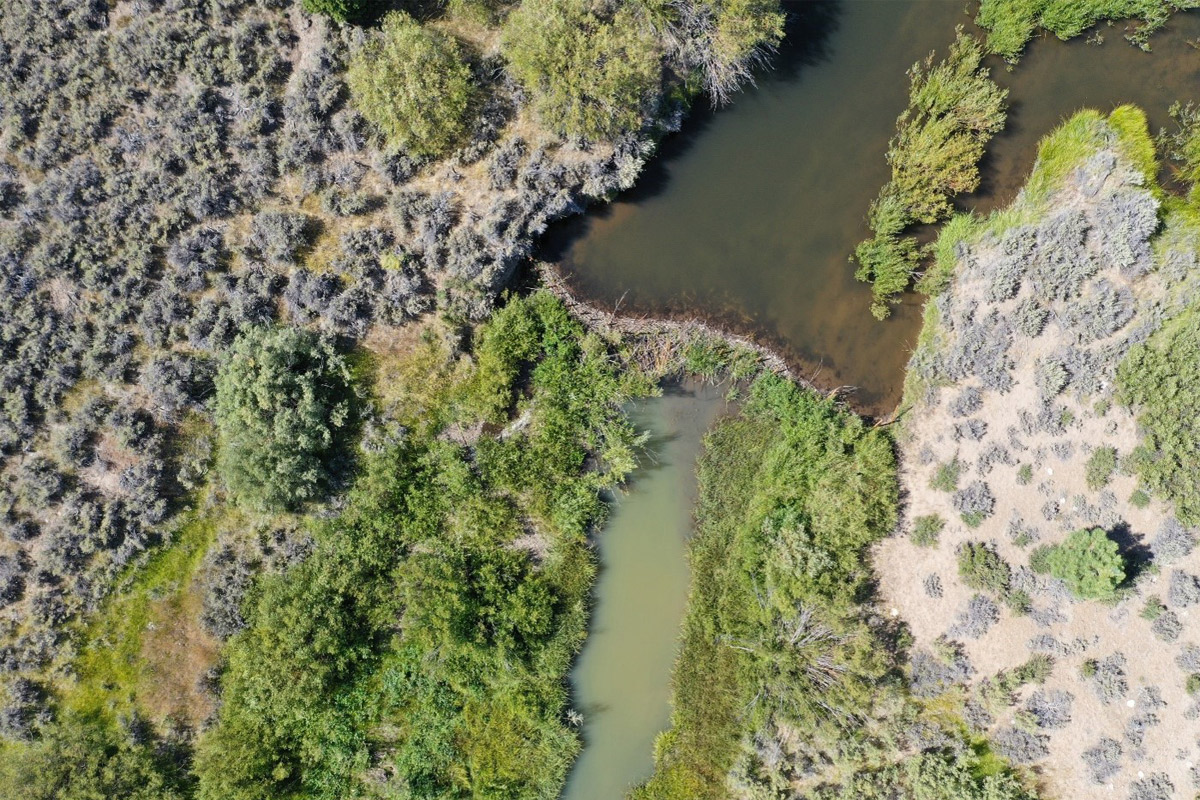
[1020,109,1108,208]
[63,507,224,721]
[1085,446,1118,490]
[919,212,981,298]
[976,0,1188,62]
[913,514,946,547]
[931,457,962,492]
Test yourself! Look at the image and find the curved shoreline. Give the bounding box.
[532,261,890,416]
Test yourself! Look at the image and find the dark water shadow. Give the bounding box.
[538,0,842,263]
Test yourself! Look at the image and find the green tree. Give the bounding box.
[1047,528,1125,600]
[502,0,662,140]
[347,12,477,158]
[214,326,352,512]
[301,0,366,23]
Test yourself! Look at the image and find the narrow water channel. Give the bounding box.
[562,383,729,800]
[546,0,1200,416]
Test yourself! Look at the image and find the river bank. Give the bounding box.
[545,0,1200,418]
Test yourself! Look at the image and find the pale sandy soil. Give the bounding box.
[877,137,1200,799]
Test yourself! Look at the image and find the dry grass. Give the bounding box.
[137,576,220,727]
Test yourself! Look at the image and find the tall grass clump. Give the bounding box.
[854,29,1007,319]
[976,0,1193,62]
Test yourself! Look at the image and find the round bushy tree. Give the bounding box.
[501,0,662,141]
[347,12,476,158]
[214,326,352,511]
[1048,528,1125,600]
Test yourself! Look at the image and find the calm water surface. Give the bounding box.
[549,0,1200,415]
[561,384,729,800]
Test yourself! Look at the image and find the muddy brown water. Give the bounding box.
[561,384,730,800]
[546,0,1200,417]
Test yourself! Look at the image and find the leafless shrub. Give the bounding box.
[948,386,982,417]
[1168,570,1200,608]
[1087,653,1129,705]
[1013,296,1049,338]
[1082,737,1123,784]
[1124,711,1160,749]
[976,444,1012,476]
[991,726,1049,764]
[910,641,974,698]
[1025,689,1073,729]
[1034,357,1068,398]
[1153,611,1182,642]
[1177,644,1200,672]
[948,593,999,640]
[954,418,987,441]
[1093,187,1158,279]
[953,481,994,523]
[1152,519,1196,565]
[1128,773,1174,800]
[1030,208,1097,301]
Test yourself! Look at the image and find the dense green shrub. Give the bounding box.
[958,541,1011,595]
[1046,528,1126,600]
[347,12,477,157]
[855,30,1007,318]
[1117,306,1200,524]
[1029,544,1054,574]
[1085,446,1118,490]
[214,326,353,512]
[502,0,662,140]
[302,0,367,23]
[930,457,962,492]
[0,712,193,800]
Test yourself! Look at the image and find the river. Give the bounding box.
[546,0,1200,416]
[561,383,729,800]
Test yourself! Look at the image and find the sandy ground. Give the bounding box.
[876,137,1200,799]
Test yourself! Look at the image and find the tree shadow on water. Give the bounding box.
[625,0,843,204]
[537,1,842,262]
